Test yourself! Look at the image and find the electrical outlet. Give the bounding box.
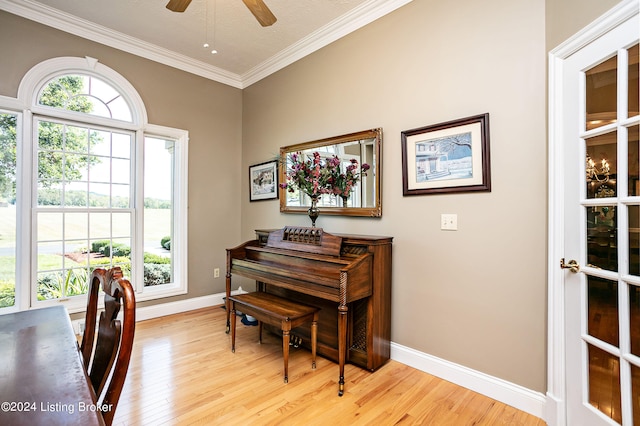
[214,268,220,278]
[441,213,458,231]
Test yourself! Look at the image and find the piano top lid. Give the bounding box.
[266,226,342,257]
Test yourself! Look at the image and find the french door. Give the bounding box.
[553,3,639,425]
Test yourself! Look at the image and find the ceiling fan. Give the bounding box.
[166,0,277,27]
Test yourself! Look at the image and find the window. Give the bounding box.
[0,112,18,310]
[0,57,188,313]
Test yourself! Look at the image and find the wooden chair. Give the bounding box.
[80,267,136,425]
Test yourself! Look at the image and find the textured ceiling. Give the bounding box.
[0,0,411,87]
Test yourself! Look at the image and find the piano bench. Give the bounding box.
[229,292,319,384]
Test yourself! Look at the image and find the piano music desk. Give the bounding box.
[229,292,319,384]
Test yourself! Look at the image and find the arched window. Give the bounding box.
[0,57,188,312]
[37,74,133,121]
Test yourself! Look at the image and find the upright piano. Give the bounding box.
[226,226,392,395]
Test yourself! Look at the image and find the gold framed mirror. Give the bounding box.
[279,128,382,217]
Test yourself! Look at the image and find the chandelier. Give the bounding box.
[586,154,610,183]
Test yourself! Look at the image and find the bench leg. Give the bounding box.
[231,303,237,353]
[282,328,290,383]
[258,321,263,344]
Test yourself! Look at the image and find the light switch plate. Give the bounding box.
[441,214,458,230]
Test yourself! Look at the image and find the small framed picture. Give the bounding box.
[401,113,491,195]
[249,160,279,201]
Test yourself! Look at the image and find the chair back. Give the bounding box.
[80,267,136,425]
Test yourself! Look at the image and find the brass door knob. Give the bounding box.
[560,258,580,273]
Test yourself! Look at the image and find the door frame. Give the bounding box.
[547,1,640,425]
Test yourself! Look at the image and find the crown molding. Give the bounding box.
[0,0,412,89]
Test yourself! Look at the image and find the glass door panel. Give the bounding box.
[586,132,617,199]
[631,205,640,276]
[587,206,618,271]
[628,44,638,119]
[631,284,640,357]
[589,343,622,424]
[633,364,640,425]
[588,276,619,347]
[629,125,639,196]
[586,55,618,131]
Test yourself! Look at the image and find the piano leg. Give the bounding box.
[225,271,232,334]
[283,329,290,384]
[338,304,348,396]
[230,303,237,353]
[311,312,318,369]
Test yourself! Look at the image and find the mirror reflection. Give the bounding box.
[279,128,382,217]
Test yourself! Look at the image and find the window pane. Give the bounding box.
[112,133,131,159]
[0,113,17,309]
[38,212,63,241]
[110,97,132,122]
[112,158,130,184]
[37,121,63,150]
[91,130,111,156]
[64,212,88,241]
[37,182,61,207]
[36,242,64,271]
[112,212,130,238]
[64,125,89,154]
[89,212,111,240]
[65,182,88,207]
[89,155,110,183]
[144,137,174,287]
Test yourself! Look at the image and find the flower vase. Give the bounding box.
[308,195,320,227]
[341,195,348,207]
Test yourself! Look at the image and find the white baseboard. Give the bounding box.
[134,287,247,322]
[390,342,547,422]
[132,296,547,423]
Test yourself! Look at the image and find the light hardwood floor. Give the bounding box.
[112,306,546,425]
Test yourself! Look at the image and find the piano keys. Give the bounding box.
[226,226,392,395]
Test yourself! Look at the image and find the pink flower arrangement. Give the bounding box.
[326,157,370,199]
[280,151,332,198]
[280,151,369,201]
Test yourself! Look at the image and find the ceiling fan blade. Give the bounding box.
[242,0,277,27]
[166,0,192,13]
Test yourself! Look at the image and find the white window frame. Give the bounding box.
[0,56,188,313]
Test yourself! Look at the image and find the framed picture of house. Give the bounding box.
[249,160,279,201]
[401,113,491,196]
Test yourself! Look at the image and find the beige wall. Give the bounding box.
[242,0,548,391]
[0,12,244,306]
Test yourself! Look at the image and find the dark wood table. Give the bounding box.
[0,306,105,425]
